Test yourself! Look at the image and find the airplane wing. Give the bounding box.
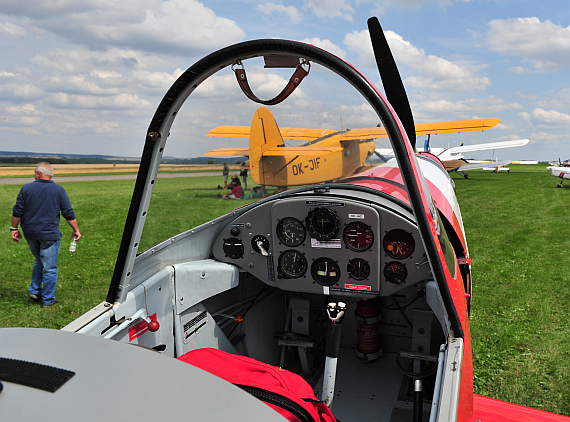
[415,118,500,135]
[206,126,250,139]
[206,126,336,141]
[340,118,500,140]
[206,118,500,142]
[440,138,529,156]
[204,148,249,157]
[456,160,512,171]
[204,146,344,157]
[262,146,344,156]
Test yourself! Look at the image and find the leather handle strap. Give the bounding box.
[234,64,308,106]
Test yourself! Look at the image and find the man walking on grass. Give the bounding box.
[10,162,81,307]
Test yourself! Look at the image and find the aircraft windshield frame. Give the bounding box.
[106,38,463,339]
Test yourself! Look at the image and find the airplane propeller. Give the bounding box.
[367,17,417,152]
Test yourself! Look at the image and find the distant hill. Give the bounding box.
[0,151,247,165]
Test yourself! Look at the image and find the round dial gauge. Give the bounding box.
[347,258,370,281]
[223,238,244,259]
[305,207,340,241]
[383,229,415,259]
[276,217,306,247]
[278,250,308,278]
[343,221,374,252]
[311,257,341,286]
[384,261,408,284]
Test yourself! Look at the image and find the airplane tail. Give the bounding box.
[249,107,285,185]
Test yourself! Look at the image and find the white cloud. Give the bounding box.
[304,0,354,21]
[530,131,559,145]
[1,0,245,55]
[344,29,490,92]
[31,48,168,74]
[302,38,347,59]
[416,96,523,117]
[536,88,570,109]
[487,17,570,72]
[0,22,25,39]
[508,66,531,74]
[258,3,302,23]
[0,83,43,101]
[519,108,570,125]
[47,92,149,110]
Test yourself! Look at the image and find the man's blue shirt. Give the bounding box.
[12,179,76,241]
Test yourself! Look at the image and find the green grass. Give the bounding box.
[0,176,258,328]
[1,164,568,416]
[452,165,570,416]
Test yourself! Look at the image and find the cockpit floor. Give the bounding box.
[322,349,416,422]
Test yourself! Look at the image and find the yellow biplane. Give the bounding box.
[205,106,500,188]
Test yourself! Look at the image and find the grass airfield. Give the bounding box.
[0,163,568,416]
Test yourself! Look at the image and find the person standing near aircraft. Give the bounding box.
[221,162,229,189]
[10,162,81,307]
[240,163,248,189]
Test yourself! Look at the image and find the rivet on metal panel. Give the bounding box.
[147,132,160,142]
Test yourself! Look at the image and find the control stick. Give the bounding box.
[322,301,346,408]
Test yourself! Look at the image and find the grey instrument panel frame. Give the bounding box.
[212,191,430,297]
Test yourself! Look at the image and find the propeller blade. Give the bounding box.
[367,17,417,152]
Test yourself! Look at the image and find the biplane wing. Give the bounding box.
[204,147,249,157]
[206,118,500,143]
[341,118,501,140]
[207,125,336,141]
[262,146,344,156]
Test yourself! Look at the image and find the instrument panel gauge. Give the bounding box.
[276,217,306,247]
[383,229,415,259]
[347,258,370,281]
[343,221,374,252]
[278,250,308,279]
[311,257,341,286]
[223,238,244,259]
[305,207,340,241]
[384,261,407,284]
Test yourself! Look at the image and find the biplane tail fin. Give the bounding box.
[249,107,284,184]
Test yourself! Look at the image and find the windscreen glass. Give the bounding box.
[138,54,405,251]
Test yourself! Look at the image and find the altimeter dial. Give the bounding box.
[278,250,308,278]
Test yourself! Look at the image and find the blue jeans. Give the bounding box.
[27,239,61,305]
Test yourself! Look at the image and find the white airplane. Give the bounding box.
[546,162,570,187]
[376,138,529,178]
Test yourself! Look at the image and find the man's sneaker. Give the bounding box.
[29,293,40,302]
[41,299,58,308]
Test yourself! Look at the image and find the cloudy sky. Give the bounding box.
[0,0,568,161]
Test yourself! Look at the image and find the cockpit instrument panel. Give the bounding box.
[212,190,430,298]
